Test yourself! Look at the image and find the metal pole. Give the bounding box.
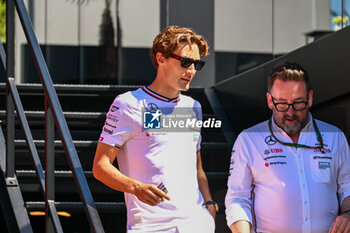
[341,0,345,28]
[6,0,15,178]
[272,0,275,58]
[160,0,169,30]
[45,97,55,233]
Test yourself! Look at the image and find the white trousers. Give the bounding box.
[128,212,215,233]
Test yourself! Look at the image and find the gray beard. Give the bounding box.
[281,121,303,135]
[279,114,309,135]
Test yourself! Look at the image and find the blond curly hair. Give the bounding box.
[150,25,209,68]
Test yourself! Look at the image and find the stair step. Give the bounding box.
[15,139,97,148]
[1,110,226,142]
[16,170,228,202]
[0,83,214,113]
[0,110,217,128]
[16,170,228,180]
[16,170,228,195]
[0,110,216,118]
[0,83,210,93]
[25,201,226,214]
[13,140,230,172]
[26,201,126,213]
[0,83,141,94]
[14,139,228,150]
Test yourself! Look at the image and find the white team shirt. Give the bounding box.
[225,114,350,233]
[99,86,214,232]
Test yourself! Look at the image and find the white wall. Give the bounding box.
[215,0,273,53]
[273,0,313,53]
[79,0,107,46]
[215,0,331,54]
[15,0,160,82]
[119,0,160,48]
[47,0,79,45]
[14,0,331,83]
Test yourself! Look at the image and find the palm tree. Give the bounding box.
[73,0,123,84]
[97,0,117,81]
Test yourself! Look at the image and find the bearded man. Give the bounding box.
[225,61,350,233]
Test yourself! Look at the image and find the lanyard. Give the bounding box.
[268,118,326,153]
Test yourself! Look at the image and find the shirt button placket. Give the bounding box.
[296,148,311,233]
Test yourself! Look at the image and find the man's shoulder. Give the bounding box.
[234,120,270,143]
[243,120,269,133]
[314,119,343,134]
[113,88,143,106]
[179,93,201,107]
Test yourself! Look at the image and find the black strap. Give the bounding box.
[343,209,350,215]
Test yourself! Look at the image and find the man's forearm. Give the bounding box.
[93,142,170,206]
[341,196,350,213]
[329,195,350,233]
[197,169,212,201]
[230,220,251,233]
[93,154,140,194]
[196,151,213,202]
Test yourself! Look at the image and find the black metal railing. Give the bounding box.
[3,0,105,232]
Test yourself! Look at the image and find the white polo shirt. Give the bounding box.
[225,115,350,233]
[99,87,214,233]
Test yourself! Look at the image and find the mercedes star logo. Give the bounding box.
[265,135,277,145]
[146,103,159,112]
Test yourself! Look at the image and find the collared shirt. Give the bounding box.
[225,115,350,233]
[99,87,214,232]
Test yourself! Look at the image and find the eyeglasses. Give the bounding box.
[169,53,205,71]
[271,95,308,112]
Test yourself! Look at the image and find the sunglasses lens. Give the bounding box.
[181,58,193,68]
[194,61,205,71]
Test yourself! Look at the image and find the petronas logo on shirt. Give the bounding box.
[193,134,200,142]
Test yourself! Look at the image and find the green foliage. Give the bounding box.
[0,0,5,43]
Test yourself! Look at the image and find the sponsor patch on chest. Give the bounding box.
[318,161,330,169]
[263,148,287,167]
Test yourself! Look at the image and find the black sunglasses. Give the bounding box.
[169,53,205,71]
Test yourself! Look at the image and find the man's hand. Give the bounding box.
[133,182,171,206]
[206,204,217,220]
[329,213,350,233]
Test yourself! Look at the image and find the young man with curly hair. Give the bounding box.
[93,26,216,233]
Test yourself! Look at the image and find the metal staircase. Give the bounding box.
[0,84,231,232]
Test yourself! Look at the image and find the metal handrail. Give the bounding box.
[4,0,105,232]
[0,39,5,68]
[6,77,63,232]
[7,78,45,192]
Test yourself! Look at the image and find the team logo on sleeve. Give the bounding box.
[229,158,235,175]
[193,133,200,142]
[143,109,162,129]
[106,114,119,123]
[110,105,119,112]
